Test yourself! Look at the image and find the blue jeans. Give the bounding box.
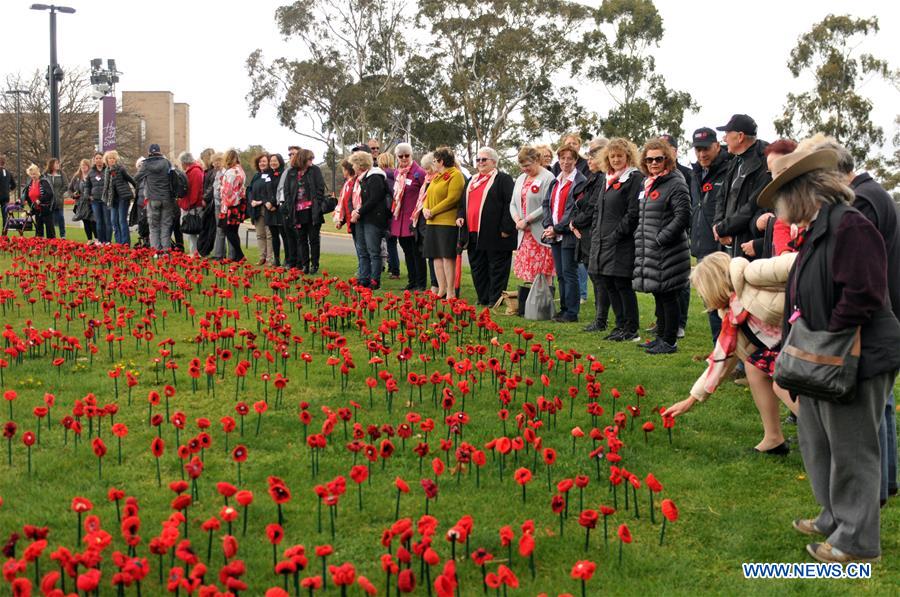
[52,208,66,238]
[91,201,112,243]
[353,221,383,286]
[880,389,898,502]
[550,243,580,319]
[578,263,588,300]
[110,200,130,246]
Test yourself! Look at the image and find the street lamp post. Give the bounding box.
[30,3,75,161]
[4,89,29,195]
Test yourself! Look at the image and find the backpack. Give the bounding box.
[169,168,189,199]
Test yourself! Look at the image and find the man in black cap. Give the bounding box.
[135,143,176,252]
[712,114,770,259]
[689,127,732,343]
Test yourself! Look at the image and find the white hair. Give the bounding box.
[420,152,435,172]
[477,147,499,162]
[178,151,195,165]
[394,142,413,157]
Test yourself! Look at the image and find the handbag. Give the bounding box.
[181,208,203,235]
[524,274,556,321]
[320,194,338,215]
[774,317,860,403]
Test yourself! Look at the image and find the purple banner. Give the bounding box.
[100,95,116,151]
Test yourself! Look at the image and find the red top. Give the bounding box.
[553,179,572,223]
[466,174,490,233]
[178,163,205,211]
[28,180,41,205]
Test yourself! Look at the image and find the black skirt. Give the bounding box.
[424,224,458,259]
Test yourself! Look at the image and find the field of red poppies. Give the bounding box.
[0,234,896,596]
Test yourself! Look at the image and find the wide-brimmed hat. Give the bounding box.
[756,148,839,209]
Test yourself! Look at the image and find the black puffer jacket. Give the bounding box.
[570,172,602,264]
[356,167,390,229]
[84,166,106,202]
[102,164,136,207]
[135,155,172,202]
[264,168,284,227]
[282,164,326,227]
[690,148,731,259]
[21,177,54,211]
[246,171,270,221]
[713,139,770,258]
[589,168,642,278]
[633,170,691,293]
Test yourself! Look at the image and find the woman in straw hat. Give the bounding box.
[757,147,900,564]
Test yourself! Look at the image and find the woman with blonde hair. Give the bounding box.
[69,158,96,243]
[588,138,643,341]
[22,163,55,238]
[101,150,136,246]
[218,149,246,262]
[377,152,402,279]
[423,146,465,298]
[534,145,554,171]
[511,146,556,286]
[44,157,67,238]
[348,150,390,288]
[664,251,799,455]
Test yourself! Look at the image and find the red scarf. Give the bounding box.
[553,178,573,223]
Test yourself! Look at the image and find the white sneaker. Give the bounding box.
[677,327,685,339]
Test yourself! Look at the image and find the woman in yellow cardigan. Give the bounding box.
[422,146,465,298]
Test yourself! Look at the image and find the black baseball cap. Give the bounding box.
[716,114,757,135]
[351,144,371,154]
[148,143,161,155]
[691,128,717,148]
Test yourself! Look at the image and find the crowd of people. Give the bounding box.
[1,116,898,564]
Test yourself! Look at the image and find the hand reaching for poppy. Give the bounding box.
[662,397,698,418]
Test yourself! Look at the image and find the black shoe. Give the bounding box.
[637,338,659,350]
[646,340,677,354]
[583,322,607,333]
[308,266,319,275]
[603,328,624,341]
[618,331,640,342]
[753,442,790,456]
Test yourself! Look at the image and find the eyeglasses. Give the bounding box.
[475,157,492,163]
[397,154,410,158]
[644,156,666,164]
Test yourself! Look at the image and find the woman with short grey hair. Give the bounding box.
[392,143,427,289]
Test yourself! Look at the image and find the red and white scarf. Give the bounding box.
[411,172,435,225]
[643,169,669,196]
[606,168,627,190]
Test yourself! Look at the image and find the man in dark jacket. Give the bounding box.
[823,140,900,506]
[135,144,176,251]
[712,114,771,259]
[690,128,732,343]
[0,155,16,229]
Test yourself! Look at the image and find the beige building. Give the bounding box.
[121,91,190,159]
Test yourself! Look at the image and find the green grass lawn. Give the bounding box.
[0,226,897,596]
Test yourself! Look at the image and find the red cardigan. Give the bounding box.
[178,163,205,211]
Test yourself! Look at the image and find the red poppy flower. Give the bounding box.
[702,182,713,193]
[91,438,107,458]
[600,505,616,516]
[71,497,93,513]
[394,477,410,493]
[315,544,333,558]
[231,445,248,463]
[649,190,660,200]
[514,468,532,485]
[171,495,192,511]
[268,482,291,504]
[397,569,416,593]
[350,465,368,484]
[266,523,284,545]
[253,401,268,414]
[421,479,438,499]
[111,423,128,438]
[570,560,596,580]
[578,509,598,529]
[22,431,35,447]
[542,448,557,466]
[645,473,663,493]
[617,524,632,543]
[150,437,165,458]
[661,498,679,522]
[235,490,254,507]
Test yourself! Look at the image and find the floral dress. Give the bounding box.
[513,176,555,282]
[219,165,246,226]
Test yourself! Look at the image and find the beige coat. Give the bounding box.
[689,252,796,401]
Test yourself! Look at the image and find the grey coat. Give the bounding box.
[135,155,172,203]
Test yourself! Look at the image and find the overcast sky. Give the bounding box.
[2,0,897,161]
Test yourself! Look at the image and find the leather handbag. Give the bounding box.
[181,208,203,235]
[773,316,860,403]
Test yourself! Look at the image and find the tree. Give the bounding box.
[0,69,98,176]
[246,0,421,151]
[774,15,894,165]
[416,0,594,161]
[580,0,698,144]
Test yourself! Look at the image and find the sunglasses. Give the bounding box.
[369,147,380,151]
[644,156,666,164]
[397,154,410,158]
[475,157,492,163]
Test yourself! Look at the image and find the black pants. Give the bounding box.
[678,285,690,329]
[269,225,284,266]
[652,289,680,345]
[589,274,612,326]
[600,275,638,333]
[296,222,321,271]
[171,214,184,252]
[398,235,427,289]
[282,225,298,268]
[34,210,56,239]
[222,224,244,261]
[83,219,96,241]
[0,200,8,228]
[468,235,512,306]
